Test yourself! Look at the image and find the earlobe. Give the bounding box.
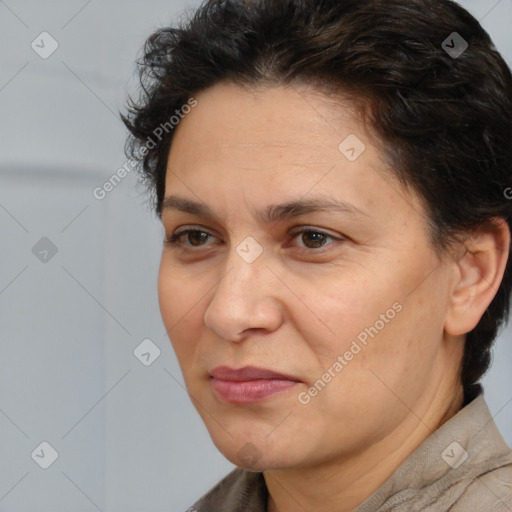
[444,218,510,337]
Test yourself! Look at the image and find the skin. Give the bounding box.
[157,81,510,512]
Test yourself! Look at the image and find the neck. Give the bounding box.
[264,383,464,512]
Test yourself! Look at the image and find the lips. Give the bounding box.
[209,365,302,403]
[210,365,301,381]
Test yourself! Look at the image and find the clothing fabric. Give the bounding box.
[188,389,512,511]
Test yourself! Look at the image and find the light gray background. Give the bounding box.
[0,1,511,510]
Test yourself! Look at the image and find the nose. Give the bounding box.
[203,247,283,342]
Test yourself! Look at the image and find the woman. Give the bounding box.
[122,0,512,510]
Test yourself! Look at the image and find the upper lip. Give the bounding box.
[210,365,302,382]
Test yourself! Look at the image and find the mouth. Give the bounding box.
[209,365,303,404]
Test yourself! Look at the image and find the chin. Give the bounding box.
[210,433,302,472]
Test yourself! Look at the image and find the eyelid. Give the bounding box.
[165,226,219,246]
[288,225,342,238]
[287,226,345,250]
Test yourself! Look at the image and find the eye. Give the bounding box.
[288,227,343,250]
[165,228,216,248]
[164,226,343,251]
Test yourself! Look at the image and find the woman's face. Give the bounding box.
[158,81,462,470]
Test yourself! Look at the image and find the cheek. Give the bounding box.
[300,262,438,392]
[306,274,400,353]
[158,259,202,322]
[157,265,178,326]
[158,265,202,361]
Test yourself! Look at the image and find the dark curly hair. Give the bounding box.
[122,0,512,394]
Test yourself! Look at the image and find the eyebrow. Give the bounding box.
[160,195,369,223]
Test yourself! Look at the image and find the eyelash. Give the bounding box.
[164,227,344,252]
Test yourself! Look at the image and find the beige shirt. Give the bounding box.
[189,391,512,511]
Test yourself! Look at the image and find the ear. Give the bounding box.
[444,218,510,336]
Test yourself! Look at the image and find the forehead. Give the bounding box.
[163,81,425,226]
[169,81,369,164]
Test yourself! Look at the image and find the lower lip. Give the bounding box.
[211,378,299,403]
